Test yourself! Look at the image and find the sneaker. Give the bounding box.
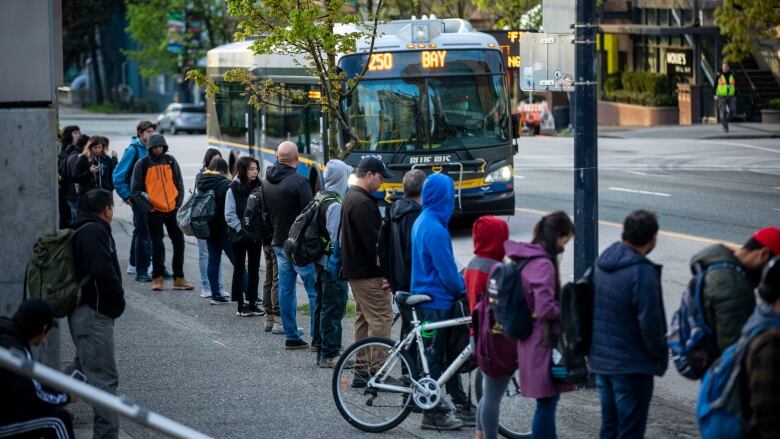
[454,403,477,427]
[318,356,339,368]
[221,290,230,298]
[284,339,309,350]
[248,304,265,316]
[127,265,136,275]
[200,289,212,298]
[271,323,285,334]
[135,273,152,283]
[421,412,464,431]
[163,269,173,279]
[152,277,164,291]
[236,305,252,317]
[264,319,275,332]
[309,342,320,352]
[173,278,194,290]
[210,297,230,305]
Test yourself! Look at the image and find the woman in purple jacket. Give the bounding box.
[510,211,575,438]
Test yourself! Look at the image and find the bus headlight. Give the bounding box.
[348,173,357,186]
[484,165,513,184]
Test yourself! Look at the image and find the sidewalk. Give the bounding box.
[599,122,780,140]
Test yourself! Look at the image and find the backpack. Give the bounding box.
[552,267,594,385]
[189,189,216,239]
[485,257,540,341]
[696,319,780,439]
[284,191,340,266]
[176,190,196,236]
[377,205,392,279]
[241,186,265,241]
[668,262,747,380]
[24,226,90,318]
[473,273,518,377]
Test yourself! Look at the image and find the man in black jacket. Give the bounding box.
[0,299,74,438]
[68,189,124,439]
[263,141,316,350]
[341,157,394,360]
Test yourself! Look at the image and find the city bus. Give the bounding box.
[206,16,518,215]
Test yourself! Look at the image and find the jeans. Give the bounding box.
[272,246,316,341]
[197,238,222,292]
[232,239,261,305]
[718,95,736,129]
[417,307,468,409]
[533,395,560,439]
[130,205,151,275]
[67,199,78,224]
[314,264,348,359]
[476,373,512,439]
[206,236,240,301]
[147,211,185,279]
[68,304,119,439]
[597,374,654,439]
[263,243,279,319]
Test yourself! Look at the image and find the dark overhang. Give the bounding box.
[598,24,720,36]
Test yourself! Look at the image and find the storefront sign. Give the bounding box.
[666,49,693,76]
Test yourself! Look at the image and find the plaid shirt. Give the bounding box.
[745,328,780,439]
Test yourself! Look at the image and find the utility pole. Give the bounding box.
[573,0,598,279]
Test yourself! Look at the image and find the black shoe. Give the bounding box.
[135,274,152,282]
[421,412,464,431]
[248,304,266,316]
[284,339,309,350]
[210,297,229,305]
[163,269,173,279]
[454,403,477,427]
[236,305,252,317]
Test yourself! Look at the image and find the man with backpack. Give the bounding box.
[310,160,351,368]
[410,173,468,430]
[68,189,125,439]
[589,210,667,439]
[113,121,155,283]
[263,141,316,350]
[131,133,194,292]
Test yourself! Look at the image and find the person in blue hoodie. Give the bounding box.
[410,173,467,431]
[590,210,667,439]
[112,121,155,282]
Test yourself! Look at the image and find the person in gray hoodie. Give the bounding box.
[312,160,352,368]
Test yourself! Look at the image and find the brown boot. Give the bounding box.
[173,277,194,290]
[152,277,164,291]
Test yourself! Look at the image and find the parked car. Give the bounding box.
[157,103,206,135]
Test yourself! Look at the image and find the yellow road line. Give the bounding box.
[514,207,741,248]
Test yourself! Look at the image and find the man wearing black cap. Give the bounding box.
[341,157,394,366]
[0,299,74,438]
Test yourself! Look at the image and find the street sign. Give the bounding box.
[519,33,575,92]
[543,0,576,34]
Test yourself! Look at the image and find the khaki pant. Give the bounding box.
[349,277,393,371]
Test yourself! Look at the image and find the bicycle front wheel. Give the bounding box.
[475,369,533,438]
[332,337,415,433]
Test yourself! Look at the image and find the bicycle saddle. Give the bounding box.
[394,291,432,306]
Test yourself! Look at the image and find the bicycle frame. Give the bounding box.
[368,306,472,400]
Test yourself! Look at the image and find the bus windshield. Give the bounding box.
[344,74,509,152]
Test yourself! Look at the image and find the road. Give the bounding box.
[59,110,779,438]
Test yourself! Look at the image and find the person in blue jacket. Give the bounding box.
[589,210,667,439]
[112,121,155,282]
[410,173,468,431]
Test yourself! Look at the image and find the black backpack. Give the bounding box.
[284,191,341,266]
[554,267,594,385]
[486,257,543,340]
[241,186,264,241]
[190,189,216,239]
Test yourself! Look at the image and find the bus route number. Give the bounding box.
[368,53,393,71]
[421,50,447,69]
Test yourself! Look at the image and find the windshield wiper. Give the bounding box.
[391,111,423,163]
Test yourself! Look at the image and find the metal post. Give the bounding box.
[573,0,598,279]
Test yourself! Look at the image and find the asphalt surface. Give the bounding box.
[59,110,779,438]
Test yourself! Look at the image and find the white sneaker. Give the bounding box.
[200,289,212,298]
[271,323,285,334]
[127,265,137,275]
[221,290,230,298]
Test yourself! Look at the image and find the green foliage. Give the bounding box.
[470,0,539,29]
[769,98,780,110]
[715,0,780,63]
[604,73,621,93]
[603,71,677,107]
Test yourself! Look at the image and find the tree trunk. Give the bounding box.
[88,25,104,105]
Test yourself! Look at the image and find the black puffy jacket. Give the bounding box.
[195,171,231,240]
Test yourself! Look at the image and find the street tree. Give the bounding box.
[470,0,539,29]
[715,0,780,63]
[187,0,383,158]
[125,0,232,101]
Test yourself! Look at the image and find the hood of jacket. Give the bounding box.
[742,301,780,335]
[71,212,110,230]
[473,216,509,261]
[323,160,352,195]
[266,163,297,184]
[0,317,26,350]
[196,171,229,193]
[391,197,422,221]
[598,241,655,273]
[504,240,549,260]
[690,244,740,271]
[421,174,454,225]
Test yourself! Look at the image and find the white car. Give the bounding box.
[156,103,206,135]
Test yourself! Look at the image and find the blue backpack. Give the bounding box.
[697,319,780,438]
[668,262,746,379]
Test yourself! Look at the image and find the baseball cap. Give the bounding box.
[753,226,780,256]
[12,299,57,337]
[357,157,393,179]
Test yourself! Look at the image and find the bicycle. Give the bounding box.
[331,291,534,437]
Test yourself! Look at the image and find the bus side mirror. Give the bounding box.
[511,113,521,139]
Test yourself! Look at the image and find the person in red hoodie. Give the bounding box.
[464,216,510,314]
